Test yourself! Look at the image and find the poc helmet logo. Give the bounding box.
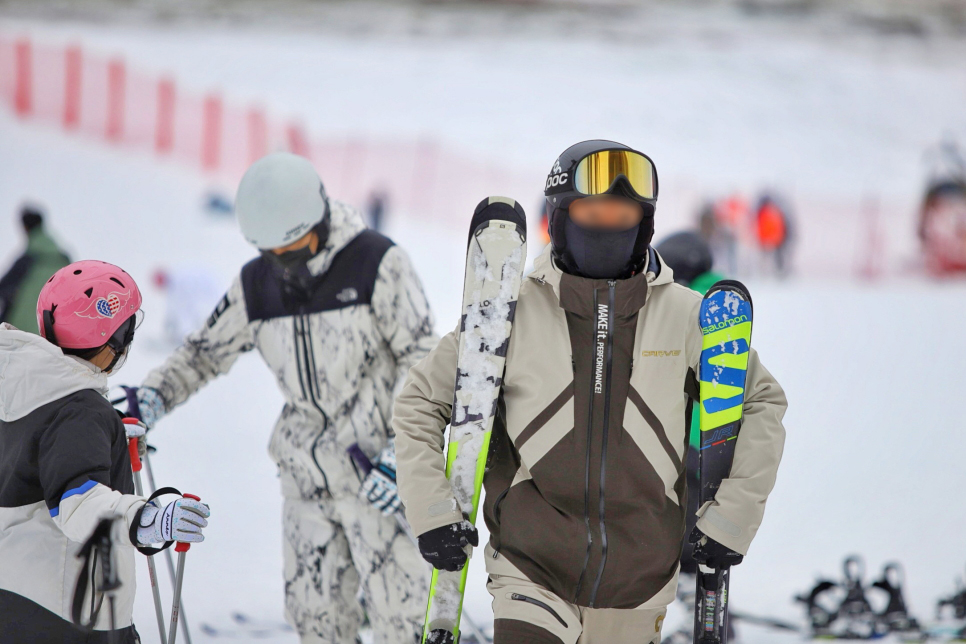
[546,158,568,189]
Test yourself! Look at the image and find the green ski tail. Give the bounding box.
[422,434,492,644]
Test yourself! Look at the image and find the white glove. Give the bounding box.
[135,387,166,430]
[124,418,147,458]
[360,444,402,516]
[136,496,210,545]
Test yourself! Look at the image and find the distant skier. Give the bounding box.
[366,189,388,232]
[394,140,787,643]
[0,205,71,334]
[754,193,794,276]
[0,260,210,643]
[127,153,436,644]
[706,193,748,275]
[918,137,966,273]
[655,230,723,293]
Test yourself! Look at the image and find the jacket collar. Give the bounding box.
[528,244,673,306]
[305,200,368,278]
[559,271,650,319]
[0,324,108,422]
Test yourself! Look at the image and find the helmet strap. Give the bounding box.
[313,202,331,249]
[42,308,58,346]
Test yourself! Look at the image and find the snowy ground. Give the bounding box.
[1,4,965,643]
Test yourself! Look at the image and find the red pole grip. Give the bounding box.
[122,417,142,472]
[175,494,201,552]
[128,438,142,472]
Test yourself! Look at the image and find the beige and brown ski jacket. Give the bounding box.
[393,246,786,609]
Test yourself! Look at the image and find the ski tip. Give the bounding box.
[469,196,527,247]
[705,279,753,307]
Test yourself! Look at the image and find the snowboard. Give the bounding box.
[693,280,754,644]
[422,197,528,644]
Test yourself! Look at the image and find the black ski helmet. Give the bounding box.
[544,139,659,277]
[655,231,713,286]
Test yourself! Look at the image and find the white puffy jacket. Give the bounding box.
[0,324,145,638]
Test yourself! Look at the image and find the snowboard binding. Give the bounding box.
[936,564,966,640]
[796,556,924,640]
[872,562,921,635]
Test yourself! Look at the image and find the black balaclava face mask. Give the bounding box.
[563,216,641,280]
[264,244,316,272]
[261,215,331,304]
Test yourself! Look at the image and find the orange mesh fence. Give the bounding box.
[0,34,538,226]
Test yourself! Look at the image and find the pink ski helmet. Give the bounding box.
[37,261,142,358]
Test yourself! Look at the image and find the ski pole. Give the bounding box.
[123,419,168,644]
[168,493,201,644]
[143,446,194,644]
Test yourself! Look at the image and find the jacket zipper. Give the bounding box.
[588,280,616,607]
[510,593,568,628]
[573,287,598,603]
[292,317,308,400]
[297,310,326,419]
[304,317,324,399]
[295,310,330,494]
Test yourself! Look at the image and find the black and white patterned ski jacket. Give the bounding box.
[141,201,437,501]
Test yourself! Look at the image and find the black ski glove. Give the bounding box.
[689,527,744,569]
[417,519,479,572]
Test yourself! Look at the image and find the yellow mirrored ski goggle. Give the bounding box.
[573,150,657,200]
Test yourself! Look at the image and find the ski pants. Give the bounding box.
[485,545,669,644]
[281,476,429,644]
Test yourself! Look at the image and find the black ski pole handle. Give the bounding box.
[347,443,374,476]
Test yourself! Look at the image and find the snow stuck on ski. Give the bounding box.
[449,243,522,514]
[425,201,526,642]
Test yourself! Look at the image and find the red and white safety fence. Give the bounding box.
[0,34,537,223]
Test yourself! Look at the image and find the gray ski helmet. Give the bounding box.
[544,140,659,277]
[235,152,329,250]
[655,231,713,286]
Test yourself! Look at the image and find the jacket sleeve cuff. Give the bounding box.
[127,500,149,548]
[694,502,750,555]
[406,497,464,538]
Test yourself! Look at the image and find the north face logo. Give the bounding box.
[336,287,359,303]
